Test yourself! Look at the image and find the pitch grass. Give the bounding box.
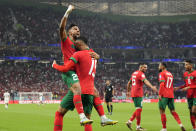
[0,103,192,131]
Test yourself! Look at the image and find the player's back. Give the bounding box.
[130,70,145,97]
[72,50,96,95]
[61,36,76,63]
[183,70,196,98]
[159,70,174,98]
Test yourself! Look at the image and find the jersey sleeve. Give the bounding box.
[159,72,165,83]
[53,60,75,72]
[140,73,146,82]
[69,52,80,64]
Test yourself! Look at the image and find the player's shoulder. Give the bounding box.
[165,70,172,76]
[183,71,188,76]
[132,70,139,75]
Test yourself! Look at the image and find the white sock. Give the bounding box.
[79,113,86,120]
[179,124,183,127]
[137,125,140,128]
[101,115,107,121]
[128,120,132,123]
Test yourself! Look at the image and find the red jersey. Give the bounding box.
[181,71,196,98]
[70,50,97,95]
[159,70,174,98]
[130,70,146,97]
[61,36,76,63]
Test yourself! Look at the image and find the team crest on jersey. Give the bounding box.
[142,74,145,78]
[159,75,161,79]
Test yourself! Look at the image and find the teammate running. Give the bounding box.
[104,80,114,115]
[4,90,10,109]
[126,63,157,131]
[175,60,196,131]
[158,63,185,131]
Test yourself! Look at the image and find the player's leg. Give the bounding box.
[109,98,113,115]
[82,94,94,131]
[159,97,167,131]
[4,99,8,109]
[134,97,144,131]
[168,98,185,131]
[64,71,92,124]
[54,90,73,131]
[188,98,196,130]
[93,88,118,126]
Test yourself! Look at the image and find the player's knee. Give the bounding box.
[71,83,81,95]
[58,106,68,116]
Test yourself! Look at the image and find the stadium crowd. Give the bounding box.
[0,61,186,100]
[0,6,196,49]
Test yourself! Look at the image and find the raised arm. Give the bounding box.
[59,5,74,41]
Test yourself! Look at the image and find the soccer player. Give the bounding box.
[158,63,186,131]
[126,63,157,131]
[53,5,117,131]
[104,80,114,115]
[39,93,43,105]
[53,37,115,131]
[4,90,10,109]
[175,60,196,131]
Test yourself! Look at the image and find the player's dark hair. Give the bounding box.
[68,24,78,31]
[76,36,88,45]
[185,59,193,64]
[161,62,167,68]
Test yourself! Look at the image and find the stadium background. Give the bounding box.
[0,0,196,101]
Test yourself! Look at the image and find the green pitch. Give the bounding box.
[0,103,192,131]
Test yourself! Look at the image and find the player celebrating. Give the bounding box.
[4,90,10,109]
[53,37,115,131]
[54,5,117,131]
[126,63,157,131]
[104,80,114,115]
[158,63,186,131]
[175,60,196,131]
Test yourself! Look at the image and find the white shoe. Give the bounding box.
[160,129,167,131]
[136,127,146,131]
[101,118,118,126]
[80,117,93,126]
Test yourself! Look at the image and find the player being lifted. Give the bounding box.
[126,63,157,131]
[4,90,10,109]
[54,5,117,130]
[158,63,185,131]
[104,80,114,115]
[53,37,117,131]
[175,60,196,131]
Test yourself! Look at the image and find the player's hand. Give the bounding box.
[52,60,57,68]
[64,5,74,17]
[126,92,129,99]
[89,52,100,60]
[152,86,158,93]
[159,95,162,100]
[174,87,180,92]
[181,86,190,91]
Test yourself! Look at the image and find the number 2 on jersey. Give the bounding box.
[166,77,173,88]
[89,59,97,78]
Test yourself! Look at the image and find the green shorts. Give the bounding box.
[159,97,175,110]
[60,92,94,114]
[132,97,143,108]
[187,98,196,109]
[61,71,79,88]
